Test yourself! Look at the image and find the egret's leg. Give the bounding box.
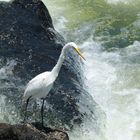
[24,96,31,123]
[41,98,45,127]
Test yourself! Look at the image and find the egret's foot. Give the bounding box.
[31,122,44,130]
[20,120,25,124]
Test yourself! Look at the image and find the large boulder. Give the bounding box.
[0,0,65,77]
[0,0,98,129]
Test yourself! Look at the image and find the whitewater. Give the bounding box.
[44,0,140,140]
[0,0,140,140]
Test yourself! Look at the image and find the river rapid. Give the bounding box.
[0,0,140,140]
[44,0,140,140]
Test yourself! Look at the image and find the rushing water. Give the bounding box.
[44,0,140,140]
[0,0,140,140]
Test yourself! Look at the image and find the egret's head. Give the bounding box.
[65,42,86,60]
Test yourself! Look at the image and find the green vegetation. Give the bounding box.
[45,0,140,48]
[93,0,140,48]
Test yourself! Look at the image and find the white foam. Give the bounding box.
[0,59,21,123]
[0,0,11,2]
[80,40,140,140]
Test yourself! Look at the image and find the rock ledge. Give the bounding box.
[0,123,69,140]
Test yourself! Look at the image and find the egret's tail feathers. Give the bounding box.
[22,96,27,102]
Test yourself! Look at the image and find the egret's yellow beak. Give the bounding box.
[74,47,86,61]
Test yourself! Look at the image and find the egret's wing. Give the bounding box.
[23,71,54,99]
[27,72,50,86]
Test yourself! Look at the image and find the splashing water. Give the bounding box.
[44,0,140,139]
[0,59,22,123]
[80,39,140,140]
[1,0,140,139]
[0,0,11,2]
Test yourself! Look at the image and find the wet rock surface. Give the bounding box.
[0,122,69,140]
[0,0,97,129]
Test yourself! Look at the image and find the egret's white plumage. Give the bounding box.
[23,42,85,126]
[23,72,54,100]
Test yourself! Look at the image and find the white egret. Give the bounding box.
[23,42,85,126]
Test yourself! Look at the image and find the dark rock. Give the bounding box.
[0,0,97,129]
[0,123,69,140]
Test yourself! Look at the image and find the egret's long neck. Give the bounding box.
[52,48,65,77]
